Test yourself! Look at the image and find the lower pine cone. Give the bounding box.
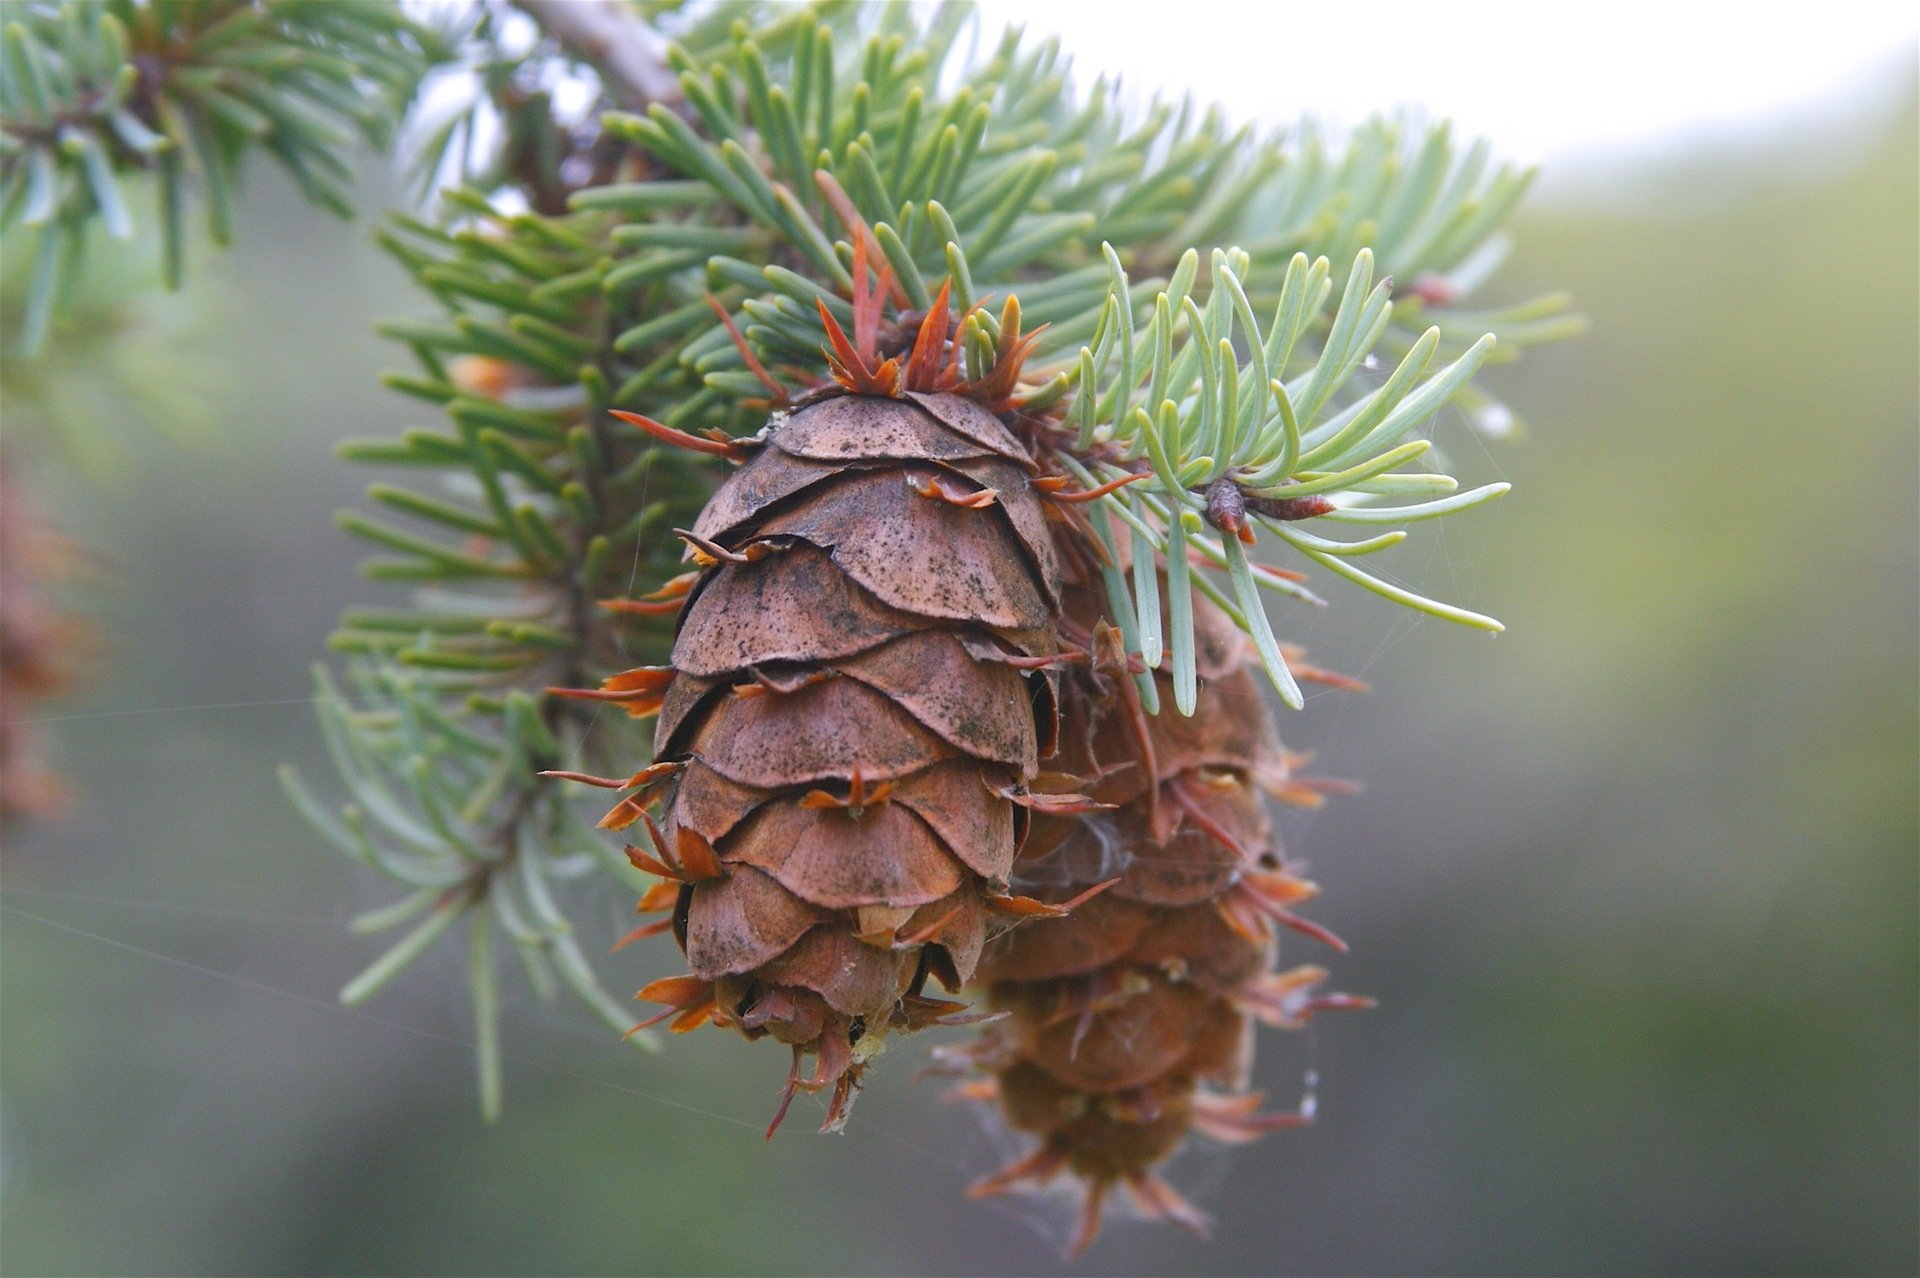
[937,584,1370,1254]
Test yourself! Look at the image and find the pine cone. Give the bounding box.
[952,583,1368,1254]
[607,390,1064,1131]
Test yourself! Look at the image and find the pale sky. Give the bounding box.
[968,1,1916,168]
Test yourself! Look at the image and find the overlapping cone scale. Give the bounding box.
[618,391,1062,1132]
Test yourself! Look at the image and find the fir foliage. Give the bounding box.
[9,0,1574,1116]
[0,227,210,467]
[579,4,1578,705]
[301,182,734,1087]
[0,0,442,352]
[314,0,1573,1113]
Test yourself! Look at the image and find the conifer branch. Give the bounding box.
[1058,244,1512,707]
[559,6,1578,713]
[277,1,1579,1117]
[0,0,446,352]
[291,187,731,1091]
[511,0,679,109]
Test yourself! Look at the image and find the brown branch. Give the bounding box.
[512,0,681,110]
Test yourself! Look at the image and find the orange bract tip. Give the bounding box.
[623,843,679,880]
[634,975,716,1032]
[597,796,649,831]
[1190,1090,1312,1145]
[1123,1172,1211,1240]
[1001,648,1088,671]
[611,917,675,951]
[608,409,748,461]
[997,784,1112,815]
[905,468,999,508]
[1309,993,1378,1013]
[598,597,684,616]
[1066,1180,1112,1260]
[813,172,909,309]
[987,877,1120,918]
[674,827,724,881]
[1168,777,1256,862]
[765,1049,806,1140]
[1237,964,1374,1029]
[547,667,672,719]
[636,880,680,913]
[674,528,777,567]
[605,667,675,693]
[894,902,965,949]
[538,768,630,790]
[1039,471,1151,503]
[1252,561,1310,585]
[797,775,894,811]
[704,292,790,406]
[967,1144,1068,1200]
[904,994,996,1030]
[902,279,957,393]
[642,571,701,602]
[1279,643,1370,692]
[816,298,902,396]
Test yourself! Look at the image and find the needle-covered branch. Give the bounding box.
[275,1,1577,1125]
[0,0,448,352]
[1063,245,1511,709]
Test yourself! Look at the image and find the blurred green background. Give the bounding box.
[3,65,1914,1278]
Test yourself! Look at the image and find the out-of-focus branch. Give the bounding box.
[0,464,91,823]
[513,0,681,107]
[0,0,433,352]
